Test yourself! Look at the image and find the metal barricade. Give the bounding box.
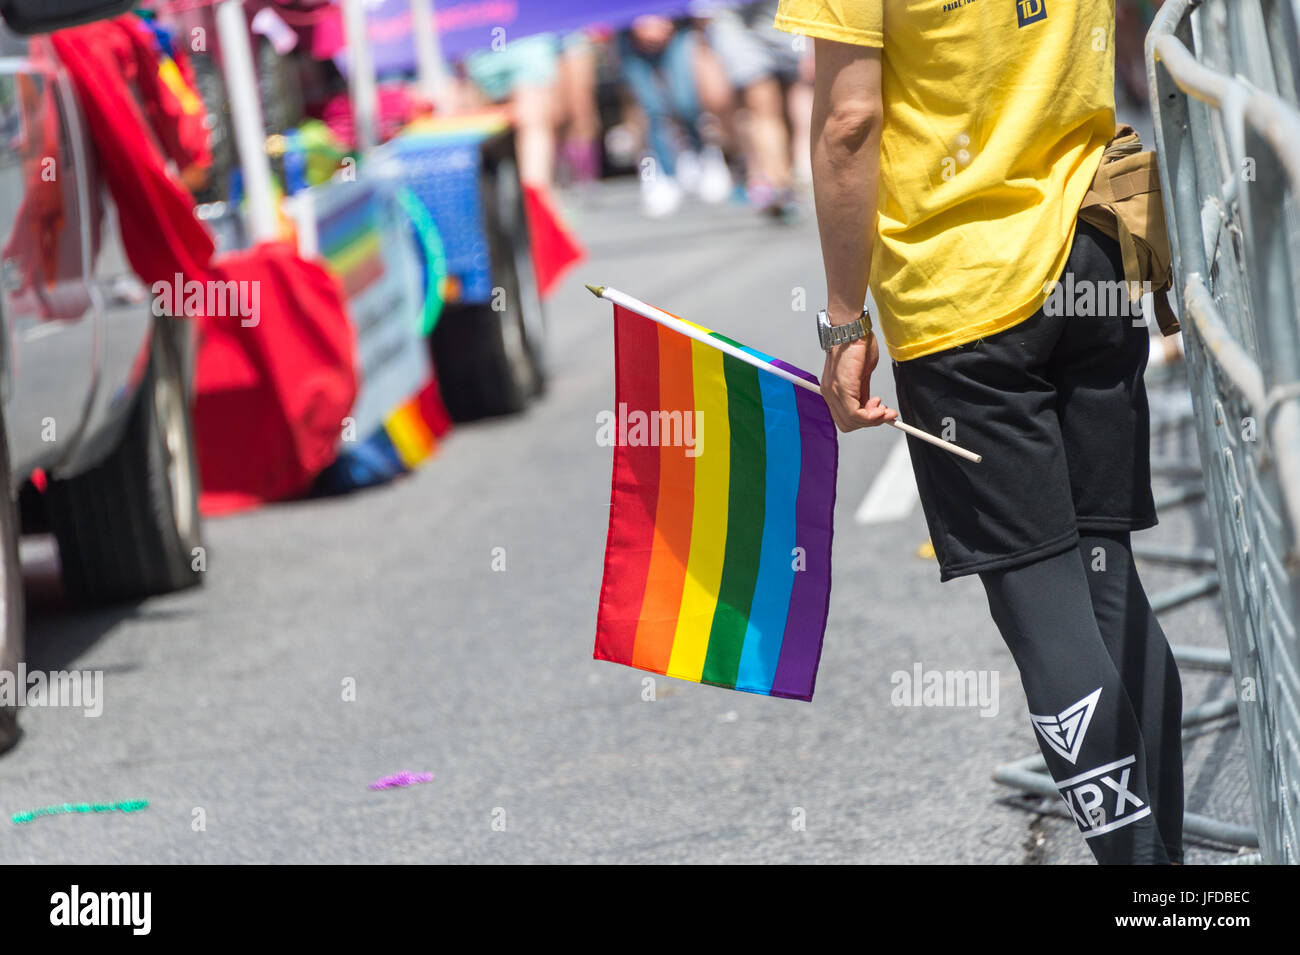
[1147,0,1300,864]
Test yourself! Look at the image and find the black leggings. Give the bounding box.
[979,531,1184,864]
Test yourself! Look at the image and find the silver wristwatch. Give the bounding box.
[817,307,873,350]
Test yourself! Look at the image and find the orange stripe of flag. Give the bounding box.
[631,323,697,672]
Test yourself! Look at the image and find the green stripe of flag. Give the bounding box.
[701,349,767,688]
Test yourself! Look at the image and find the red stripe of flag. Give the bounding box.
[594,306,661,664]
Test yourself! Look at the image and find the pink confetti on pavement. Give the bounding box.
[368,771,435,791]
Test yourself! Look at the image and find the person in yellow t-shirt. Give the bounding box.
[776,0,1184,865]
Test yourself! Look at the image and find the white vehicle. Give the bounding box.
[0,0,204,752]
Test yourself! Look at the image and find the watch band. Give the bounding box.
[817,307,873,350]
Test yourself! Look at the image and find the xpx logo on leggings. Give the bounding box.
[1030,687,1101,764]
[1056,755,1150,838]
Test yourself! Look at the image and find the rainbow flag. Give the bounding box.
[318,191,387,298]
[594,297,838,701]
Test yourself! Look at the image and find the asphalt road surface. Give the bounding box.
[1,179,1255,864]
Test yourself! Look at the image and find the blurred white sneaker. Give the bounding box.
[604,124,640,169]
[675,150,702,195]
[697,145,734,205]
[641,173,684,218]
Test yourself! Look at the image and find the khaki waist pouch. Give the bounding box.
[1077,124,1180,336]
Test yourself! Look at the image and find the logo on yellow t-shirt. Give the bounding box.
[1017,0,1047,27]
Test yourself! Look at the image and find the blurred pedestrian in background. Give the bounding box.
[556,29,604,188]
[463,33,562,188]
[618,15,732,217]
[450,8,827,221]
[702,0,811,218]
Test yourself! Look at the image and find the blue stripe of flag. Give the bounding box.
[736,372,803,693]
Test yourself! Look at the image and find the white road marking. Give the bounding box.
[23,322,68,343]
[854,436,919,525]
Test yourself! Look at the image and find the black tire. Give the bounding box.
[495,155,548,400]
[0,410,24,755]
[431,155,546,420]
[47,318,203,605]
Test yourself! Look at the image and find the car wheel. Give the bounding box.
[431,155,546,420]
[47,317,203,604]
[0,409,24,754]
[494,154,547,399]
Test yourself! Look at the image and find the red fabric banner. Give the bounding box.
[194,243,358,514]
[523,183,584,299]
[51,16,359,514]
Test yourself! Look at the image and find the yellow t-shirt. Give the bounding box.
[774,0,1115,360]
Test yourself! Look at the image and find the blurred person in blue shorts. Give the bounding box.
[618,15,733,217]
[464,33,562,188]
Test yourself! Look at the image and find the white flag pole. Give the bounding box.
[410,0,451,111]
[342,0,378,153]
[215,0,278,243]
[587,284,983,464]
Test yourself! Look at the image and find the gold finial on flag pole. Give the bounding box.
[585,284,606,298]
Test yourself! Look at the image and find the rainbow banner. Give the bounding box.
[593,292,838,701]
[320,0,695,70]
[317,190,387,299]
[384,381,450,468]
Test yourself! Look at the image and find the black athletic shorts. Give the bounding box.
[892,219,1157,582]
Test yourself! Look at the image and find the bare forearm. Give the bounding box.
[810,39,882,325]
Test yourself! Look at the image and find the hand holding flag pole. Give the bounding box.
[586,284,982,464]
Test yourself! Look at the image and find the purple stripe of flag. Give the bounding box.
[770,386,838,700]
[768,357,820,386]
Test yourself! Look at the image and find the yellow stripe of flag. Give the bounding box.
[666,338,730,681]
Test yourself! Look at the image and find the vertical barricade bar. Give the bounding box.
[1148,0,1300,863]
